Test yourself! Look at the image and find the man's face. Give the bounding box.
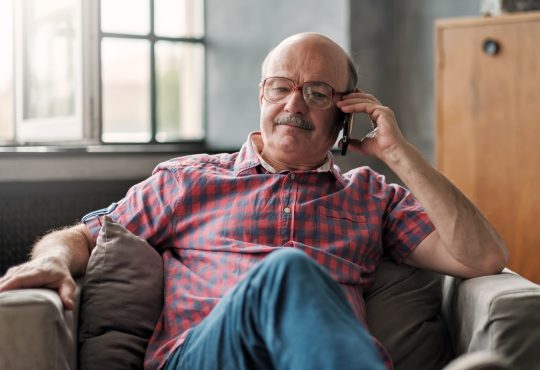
[258,36,349,170]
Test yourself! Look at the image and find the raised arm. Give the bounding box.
[337,92,508,278]
[0,223,95,309]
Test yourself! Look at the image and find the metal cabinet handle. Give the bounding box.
[483,38,500,56]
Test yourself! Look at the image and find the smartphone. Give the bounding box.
[341,113,354,155]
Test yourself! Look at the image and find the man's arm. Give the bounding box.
[337,92,508,278]
[0,223,95,309]
[383,142,507,277]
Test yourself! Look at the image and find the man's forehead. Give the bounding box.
[261,33,350,89]
[266,46,347,87]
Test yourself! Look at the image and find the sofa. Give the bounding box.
[1,218,539,370]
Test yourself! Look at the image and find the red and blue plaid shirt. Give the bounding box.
[83,132,434,370]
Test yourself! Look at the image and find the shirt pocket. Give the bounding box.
[316,205,376,265]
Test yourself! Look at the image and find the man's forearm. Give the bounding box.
[0,223,94,309]
[383,142,508,273]
[31,224,93,277]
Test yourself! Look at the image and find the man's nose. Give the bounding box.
[284,87,308,114]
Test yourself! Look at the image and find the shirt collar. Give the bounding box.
[234,132,348,187]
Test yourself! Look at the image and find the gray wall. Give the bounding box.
[205,0,350,149]
[1,1,486,182]
[338,0,483,181]
[0,0,349,182]
[205,0,485,182]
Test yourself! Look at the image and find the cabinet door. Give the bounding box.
[436,15,540,283]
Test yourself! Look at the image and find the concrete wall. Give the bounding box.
[1,1,486,182]
[0,0,349,181]
[204,0,487,180]
[338,0,483,181]
[205,0,350,149]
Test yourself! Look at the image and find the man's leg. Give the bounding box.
[165,248,386,370]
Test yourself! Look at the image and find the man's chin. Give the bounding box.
[275,131,304,148]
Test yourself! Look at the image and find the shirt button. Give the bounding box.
[290,173,296,180]
[283,207,291,214]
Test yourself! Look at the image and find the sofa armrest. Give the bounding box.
[0,286,80,370]
[446,270,540,369]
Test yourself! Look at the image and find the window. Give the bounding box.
[0,0,14,142]
[0,0,205,146]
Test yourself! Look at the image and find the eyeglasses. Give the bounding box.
[261,77,348,110]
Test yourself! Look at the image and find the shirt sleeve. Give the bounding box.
[378,179,435,263]
[82,167,180,249]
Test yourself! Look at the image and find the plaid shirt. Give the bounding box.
[83,132,434,370]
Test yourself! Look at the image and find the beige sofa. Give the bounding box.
[1,219,539,370]
[2,270,539,369]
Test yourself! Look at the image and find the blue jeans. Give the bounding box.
[164,248,385,370]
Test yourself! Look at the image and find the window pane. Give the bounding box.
[156,41,204,142]
[22,0,77,120]
[154,0,204,38]
[0,0,14,140]
[101,0,150,35]
[101,38,150,142]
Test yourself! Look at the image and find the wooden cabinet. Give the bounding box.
[435,12,540,283]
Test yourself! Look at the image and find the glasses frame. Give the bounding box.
[261,76,349,110]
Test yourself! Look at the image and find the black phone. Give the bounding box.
[341,113,354,155]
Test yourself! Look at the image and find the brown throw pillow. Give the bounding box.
[365,260,453,370]
[78,217,163,370]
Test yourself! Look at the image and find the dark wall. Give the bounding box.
[0,179,141,275]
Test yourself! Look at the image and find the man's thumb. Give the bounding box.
[58,279,76,310]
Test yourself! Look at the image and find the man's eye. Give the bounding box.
[309,92,329,100]
[273,87,291,94]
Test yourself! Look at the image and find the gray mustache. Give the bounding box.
[274,115,314,131]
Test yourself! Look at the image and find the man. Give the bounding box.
[0,33,507,370]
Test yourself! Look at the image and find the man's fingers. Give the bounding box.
[0,254,77,308]
[0,267,44,291]
[58,279,76,310]
[0,267,76,310]
[0,275,18,291]
[341,92,381,104]
[338,101,385,118]
[0,272,75,310]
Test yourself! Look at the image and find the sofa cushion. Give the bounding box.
[0,288,77,370]
[78,217,163,370]
[454,271,540,369]
[365,260,453,370]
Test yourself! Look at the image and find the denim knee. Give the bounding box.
[262,247,313,269]
[253,247,326,282]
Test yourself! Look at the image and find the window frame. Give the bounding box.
[3,0,206,148]
[97,0,206,145]
[13,0,85,143]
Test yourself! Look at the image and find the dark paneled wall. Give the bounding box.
[0,179,141,275]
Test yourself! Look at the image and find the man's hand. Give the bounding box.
[0,255,77,310]
[0,224,95,310]
[336,91,408,162]
[0,224,93,310]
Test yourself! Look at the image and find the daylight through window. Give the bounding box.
[0,0,205,145]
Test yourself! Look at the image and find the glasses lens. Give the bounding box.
[264,77,293,102]
[263,78,335,109]
[304,83,333,109]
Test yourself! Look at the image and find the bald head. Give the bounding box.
[261,33,358,91]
